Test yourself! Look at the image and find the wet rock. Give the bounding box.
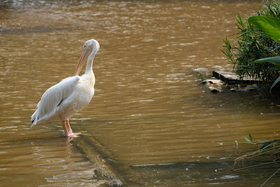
[202,79,260,93]
[198,70,260,93]
[201,79,223,93]
[229,84,259,92]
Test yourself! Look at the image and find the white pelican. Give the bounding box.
[31,39,100,137]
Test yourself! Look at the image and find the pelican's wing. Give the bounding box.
[31,76,80,125]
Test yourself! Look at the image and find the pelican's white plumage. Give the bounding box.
[31,39,100,137]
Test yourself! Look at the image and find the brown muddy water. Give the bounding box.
[1,0,280,186]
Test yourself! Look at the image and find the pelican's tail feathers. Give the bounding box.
[30,110,39,127]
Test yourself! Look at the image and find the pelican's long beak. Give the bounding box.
[74,48,89,76]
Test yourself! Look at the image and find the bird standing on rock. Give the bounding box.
[31,39,100,137]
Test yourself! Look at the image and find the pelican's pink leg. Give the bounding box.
[62,120,69,136]
[65,119,73,134]
[62,119,80,137]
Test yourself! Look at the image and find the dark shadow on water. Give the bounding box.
[70,129,280,187]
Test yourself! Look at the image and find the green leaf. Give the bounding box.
[270,76,280,91]
[254,56,280,64]
[244,134,254,144]
[258,141,271,150]
[248,16,280,43]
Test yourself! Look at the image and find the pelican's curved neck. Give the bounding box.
[84,40,100,75]
[85,56,95,75]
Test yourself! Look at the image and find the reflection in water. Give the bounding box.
[0,134,110,186]
[1,0,279,186]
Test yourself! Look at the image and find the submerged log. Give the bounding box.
[212,71,262,85]
[72,126,145,186]
[194,69,261,93]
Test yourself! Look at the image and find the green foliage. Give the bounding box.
[254,56,280,64]
[244,133,253,144]
[248,16,280,43]
[249,15,280,91]
[254,57,280,90]
[253,56,280,91]
[234,134,280,186]
[221,1,280,82]
[270,76,280,91]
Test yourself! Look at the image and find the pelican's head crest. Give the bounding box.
[84,39,100,54]
[74,39,100,75]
